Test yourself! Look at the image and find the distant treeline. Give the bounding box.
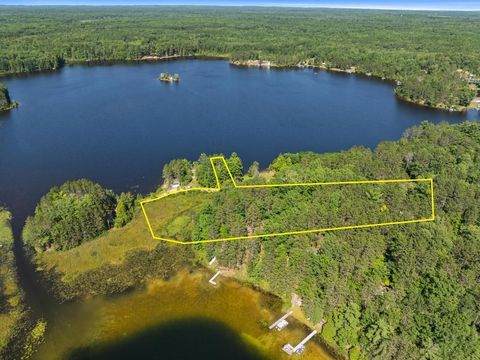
[1,7,479,109]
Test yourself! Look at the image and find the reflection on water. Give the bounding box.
[33,271,333,360]
[69,318,268,360]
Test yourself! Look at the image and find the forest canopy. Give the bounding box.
[26,122,480,359]
[157,122,480,360]
[23,179,117,251]
[0,7,479,109]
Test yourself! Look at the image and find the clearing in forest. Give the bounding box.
[141,156,435,245]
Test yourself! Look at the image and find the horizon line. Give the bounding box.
[1,3,480,12]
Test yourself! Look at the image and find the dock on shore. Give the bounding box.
[269,311,293,331]
[282,330,318,355]
[208,271,222,285]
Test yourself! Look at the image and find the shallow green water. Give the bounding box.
[33,271,333,360]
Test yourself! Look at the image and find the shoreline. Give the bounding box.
[209,266,343,360]
[36,262,342,360]
[28,244,341,360]
[1,55,476,113]
[30,210,341,359]
[230,59,478,113]
[13,122,480,359]
[0,102,19,112]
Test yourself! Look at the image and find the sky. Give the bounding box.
[0,0,479,10]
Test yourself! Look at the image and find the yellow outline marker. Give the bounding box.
[140,156,435,245]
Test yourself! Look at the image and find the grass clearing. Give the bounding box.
[39,192,208,282]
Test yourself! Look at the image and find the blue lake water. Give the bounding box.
[1,59,479,360]
[0,60,480,226]
[1,59,478,226]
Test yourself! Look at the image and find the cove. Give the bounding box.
[32,271,333,360]
[0,59,478,359]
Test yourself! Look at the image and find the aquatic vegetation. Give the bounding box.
[34,271,332,360]
[21,320,47,360]
[0,209,31,360]
[32,121,480,359]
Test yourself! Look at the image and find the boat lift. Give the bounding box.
[282,330,318,355]
[269,311,293,331]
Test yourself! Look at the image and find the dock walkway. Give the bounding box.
[269,311,293,331]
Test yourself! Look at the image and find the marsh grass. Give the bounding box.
[39,192,208,283]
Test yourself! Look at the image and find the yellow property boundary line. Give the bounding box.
[140,156,435,245]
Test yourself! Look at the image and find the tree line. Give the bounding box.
[166,122,480,360]
[23,121,480,359]
[1,7,479,109]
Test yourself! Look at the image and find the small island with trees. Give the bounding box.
[159,72,180,83]
[0,84,18,112]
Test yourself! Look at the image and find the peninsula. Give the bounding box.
[23,122,480,360]
[0,84,17,112]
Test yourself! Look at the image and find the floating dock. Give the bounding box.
[282,330,318,355]
[269,311,293,331]
[208,271,222,285]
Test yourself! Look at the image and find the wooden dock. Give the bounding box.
[208,271,221,285]
[269,311,293,331]
[282,330,318,355]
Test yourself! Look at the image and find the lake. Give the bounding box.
[33,271,333,360]
[0,59,478,359]
[1,60,478,231]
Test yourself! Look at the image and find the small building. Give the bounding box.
[171,180,180,190]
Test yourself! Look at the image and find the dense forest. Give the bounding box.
[0,7,479,109]
[193,122,480,360]
[155,163,433,243]
[28,122,480,360]
[23,179,136,252]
